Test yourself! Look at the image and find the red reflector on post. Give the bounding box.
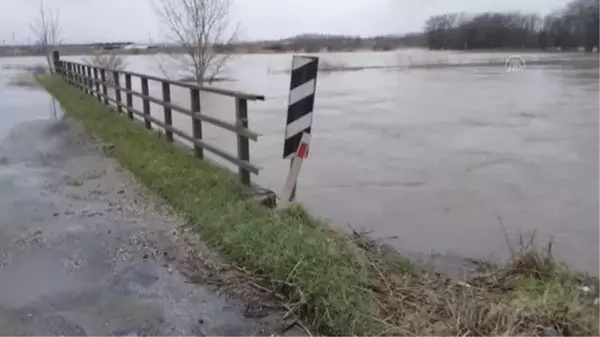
[297,142,308,159]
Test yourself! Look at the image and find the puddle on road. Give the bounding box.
[0,248,78,308]
[0,61,67,165]
[0,74,64,139]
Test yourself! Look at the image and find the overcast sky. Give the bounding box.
[0,0,571,44]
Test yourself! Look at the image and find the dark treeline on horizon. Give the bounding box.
[425,0,599,51]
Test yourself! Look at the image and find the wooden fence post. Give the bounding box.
[141,77,151,129]
[125,74,133,119]
[93,68,100,102]
[71,64,76,86]
[235,98,251,186]
[162,81,173,142]
[81,64,92,95]
[100,69,108,105]
[85,65,91,93]
[75,64,81,89]
[113,71,122,113]
[51,51,60,75]
[86,66,93,96]
[190,88,203,159]
[86,65,92,94]
[80,64,85,90]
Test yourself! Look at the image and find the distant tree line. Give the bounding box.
[253,33,426,53]
[425,0,599,51]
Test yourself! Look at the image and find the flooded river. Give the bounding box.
[1,50,598,275]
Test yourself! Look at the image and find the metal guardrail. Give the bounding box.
[52,52,263,186]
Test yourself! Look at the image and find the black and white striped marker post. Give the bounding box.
[283,55,319,158]
[280,55,319,205]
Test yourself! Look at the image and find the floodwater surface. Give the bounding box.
[3,50,597,274]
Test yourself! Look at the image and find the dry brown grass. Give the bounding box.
[357,229,599,336]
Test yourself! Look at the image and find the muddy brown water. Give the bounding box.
[2,50,598,275]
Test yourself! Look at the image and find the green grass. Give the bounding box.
[38,75,599,336]
[38,75,377,334]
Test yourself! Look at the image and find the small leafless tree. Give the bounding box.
[154,0,237,84]
[84,53,128,84]
[30,0,60,71]
[85,53,128,72]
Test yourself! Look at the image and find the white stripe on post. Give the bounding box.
[283,55,318,159]
[285,112,313,139]
[288,79,316,105]
[292,57,314,70]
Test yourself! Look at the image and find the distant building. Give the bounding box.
[124,44,150,51]
[92,42,134,51]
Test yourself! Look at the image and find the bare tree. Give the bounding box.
[30,0,60,71]
[154,0,237,84]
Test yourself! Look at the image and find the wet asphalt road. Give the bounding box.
[0,76,285,335]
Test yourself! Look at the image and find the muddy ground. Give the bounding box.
[0,113,303,335]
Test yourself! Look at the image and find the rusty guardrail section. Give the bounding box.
[51,52,264,186]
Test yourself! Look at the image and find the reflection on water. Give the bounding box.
[1,50,598,274]
[50,98,62,120]
[0,63,64,136]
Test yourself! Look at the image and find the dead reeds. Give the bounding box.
[353,226,599,336]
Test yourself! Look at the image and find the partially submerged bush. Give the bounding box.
[84,53,127,85]
[31,64,49,76]
[7,64,48,88]
[319,58,350,73]
[84,53,127,72]
[280,58,367,74]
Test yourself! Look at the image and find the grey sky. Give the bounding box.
[0,0,571,44]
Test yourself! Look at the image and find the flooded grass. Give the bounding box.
[7,75,40,88]
[5,64,48,88]
[37,75,599,336]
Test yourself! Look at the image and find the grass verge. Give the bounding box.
[38,75,599,336]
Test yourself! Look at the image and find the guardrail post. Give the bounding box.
[162,81,173,142]
[190,88,203,159]
[235,98,251,186]
[100,69,108,105]
[141,77,151,129]
[125,74,133,119]
[93,68,101,102]
[113,71,122,113]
